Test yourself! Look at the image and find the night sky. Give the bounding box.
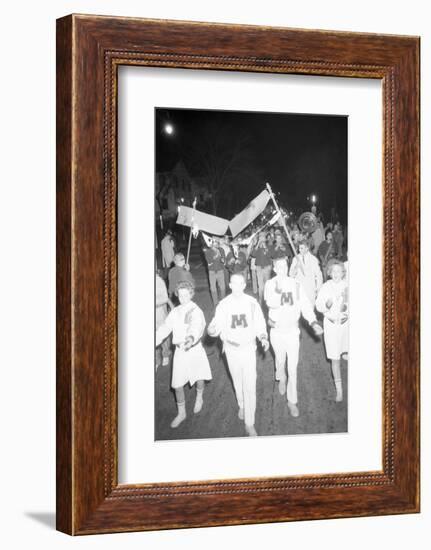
[155,107,347,223]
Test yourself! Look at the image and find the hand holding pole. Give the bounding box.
[186,197,197,266]
[266,183,304,275]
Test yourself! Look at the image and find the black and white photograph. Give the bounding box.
[154,107,348,440]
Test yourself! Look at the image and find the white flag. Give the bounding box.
[229,190,271,237]
[201,232,213,247]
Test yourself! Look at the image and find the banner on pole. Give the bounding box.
[229,190,271,238]
[201,232,213,247]
[176,206,229,236]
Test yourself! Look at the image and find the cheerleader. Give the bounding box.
[156,280,212,428]
[315,259,348,402]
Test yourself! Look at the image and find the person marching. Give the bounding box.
[317,229,337,280]
[219,234,232,288]
[168,252,195,299]
[226,244,248,281]
[204,237,226,306]
[155,271,172,369]
[156,280,212,428]
[289,237,323,307]
[315,259,348,402]
[161,229,175,270]
[269,232,292,265]
[264,257,323,417]
[311,215,325,254]
[251,232,273,304]
[332,222,344,259]
[207,272,269,437]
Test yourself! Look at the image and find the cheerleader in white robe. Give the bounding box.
[156,280,212,428]
[316,259,348,402]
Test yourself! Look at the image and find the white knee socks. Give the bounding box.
[334,378,343,402]
[171,401,186,428]
[194,387,204,414]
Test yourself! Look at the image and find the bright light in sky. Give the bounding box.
[164,123,174,135]
[311,194,317,204]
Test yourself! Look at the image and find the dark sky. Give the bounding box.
[155,107,347,223]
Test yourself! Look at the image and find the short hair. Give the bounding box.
[298,234,309,247]
[273,257,288,268]
[174,252,185,262]
[175,280,195,297]
[230,272,246,284]
[326,259,345,278]
[325,229,333,238]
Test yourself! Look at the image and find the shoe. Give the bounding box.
[278,377,287,396]
[162,356,170,366]
[238,407,244,420]
[170,402,186,428]
[287,401,299,417]
[245,424,258,437]
[193,392,203,414]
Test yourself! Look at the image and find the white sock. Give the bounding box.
[245,424,257,437]
[171,401,186,428]
[193,388,204,414]
[334,378,343,402]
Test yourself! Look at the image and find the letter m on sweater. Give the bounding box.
[281,292,293,305]
[231,314,248,328]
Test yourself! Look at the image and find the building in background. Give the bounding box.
[155,159,212,228]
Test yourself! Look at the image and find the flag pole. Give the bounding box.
[266,183,304,275]
[186,197,197,266]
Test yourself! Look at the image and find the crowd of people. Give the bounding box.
[155,210,348,437]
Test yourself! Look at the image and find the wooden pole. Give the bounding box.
[266,183,304,275]
[186,197,197,266]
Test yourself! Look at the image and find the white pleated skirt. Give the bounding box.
[171,342,212,389]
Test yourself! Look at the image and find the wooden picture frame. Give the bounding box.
[56,14,420,535]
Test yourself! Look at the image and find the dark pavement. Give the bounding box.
[155,240,348,440]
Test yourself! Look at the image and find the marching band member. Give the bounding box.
[204,237,226,306]
[226,244,248,281]
[251,233,273,303]
[219,234,232,287]
[289,238,323,307]
[317,229,337,280]
[270,232,292,265]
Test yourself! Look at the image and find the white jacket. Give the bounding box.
[208,293,267,347]
[264,275,316,331]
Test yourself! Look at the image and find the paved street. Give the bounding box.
[155,240,348,440]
